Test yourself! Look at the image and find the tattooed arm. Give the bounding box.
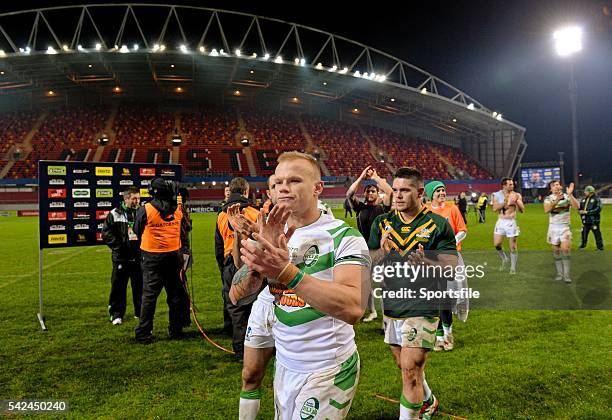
[229,264,265,305]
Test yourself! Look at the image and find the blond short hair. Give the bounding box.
[277,151,321,180]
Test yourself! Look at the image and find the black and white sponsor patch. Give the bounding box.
[97,201,112,208]
[74,202,89,208]
[161,169,175,177]
[49,179,65,185]
[74,224,89,230]
[49,224,66,231]
[119,180,134,186]
[73,179,89,186]
[73,169,90,174]
[74,212,90,220]
[140,180,151,186]
[97,180,112,186]
[49,202,65,208]
[97,223,104,230]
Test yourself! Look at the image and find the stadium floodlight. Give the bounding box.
[77,45,84,52]
[390,98,395,102]
[220,49,228,56]
[275,55,283,63]
[362,72,369,79]
[294,58,300,65]
[199,46,206,53]
[46,46,57,54]
[554,26,582,57]
[420,87,427,94]
[368,72,376,80]
[0,50,5,57]
[263,53,270,60]
[378,75,386,82]
[133,44,139,51]
[212,181,217,186]
[492,111,498,117]
[495,113,503,121]
[339,67,348,74]
[315,62,323,70]
[353,70,361,77]
[180,44,188,53]
[21,46,31,54]
[235,49,241,56]
[467,103,475,110]
[119,45,129,53]
[452,118,457,122]
[95,43,102,51]
[251,52,257,58]
[225,181,229,185]
[329,65,337,72]
[210,48,219,56]
[62,45,69,51]
[300,58,306,66]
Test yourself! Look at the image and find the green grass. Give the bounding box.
[0,204,610,419]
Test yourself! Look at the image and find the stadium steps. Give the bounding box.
[92,106,118,162]
[234,108,258,176]
[0,111,48,178]
[431,146,459,179]
[296,114,331,176]
[357,125,397,175]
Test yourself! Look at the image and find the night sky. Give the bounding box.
[4,0,612,182]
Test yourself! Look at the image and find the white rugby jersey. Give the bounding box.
[270,213,370,372]
[545,193,571,225]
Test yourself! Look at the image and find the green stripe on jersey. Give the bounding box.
[274,306,326,327]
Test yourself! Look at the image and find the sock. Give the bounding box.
[554,254,563,275]
[510,251,518,271]
[422,374,432,403]
[442,323,452,337]
[562,255,571,278]
[496,246,508,262]
[239,389,261,420]
[400,394,423,420]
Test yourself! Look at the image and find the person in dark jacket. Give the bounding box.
[343,197,353,217]
[133,178,190,343]
[215,177,260,359]
[102,186,142,325]
[579,186,604,250]
[457,192,468,224]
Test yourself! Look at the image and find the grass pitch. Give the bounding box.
[0,204,610,419]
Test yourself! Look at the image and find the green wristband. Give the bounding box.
[287,269,305,289]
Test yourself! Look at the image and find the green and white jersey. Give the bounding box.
[270,213,370,373]
[317,200,333,216]
[545,193,571,226]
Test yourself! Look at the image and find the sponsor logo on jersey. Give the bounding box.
[160,169,175,177]
[96,210,110,220]
[121,168,131,176]
[95,167,113,176]
[97,201,112,208]
[74,223,89,230]
[48,211,67,221]
[416,228,431,240]
[76,233,87,243]
[401,226,411,233]
[407,327,417,341]
[97,179,112,186]
[49,224,66,231]
[73,168,90,174]
[48,189,67,199]
[73,179,89,186]
[47,166,66,176]
[74,211,90,220]
[303,245,320,267]
[96,189,113,198]
[48,234,67,244]
[74,201,89,208]
[139,188,150,198]
[72,188,91,198]
[139,167,155,177]
[300,398,320,419]
[119,180,134,186]
[49,179,65,185]
[49,202,65,208]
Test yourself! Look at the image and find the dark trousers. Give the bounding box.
[345,208,353,217]
[219,268,232,333]
[135,251,184,339]
[109,259,142,319]
[478,207,486,223]
[222,257,253,356]
[460,210,467,225]
[437,309,453,336]
[581,223,604,249]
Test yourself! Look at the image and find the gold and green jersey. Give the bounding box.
[369,207,457,318]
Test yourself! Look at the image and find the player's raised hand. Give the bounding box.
[567,182,575,196]
[407,243,426,265]
[380,226,393,253]
[240,233,290,279]
[359,165,372,180]
[260,203,295,247]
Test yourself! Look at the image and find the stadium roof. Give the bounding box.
[0,4,527,177]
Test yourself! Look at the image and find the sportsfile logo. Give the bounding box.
[74,201,89,208]
[72,188,91,198]
[97,201,112,208]
[74,224,89,230]
[95,167,113,176]
[73,179,89,186]
[49,202,65,208]
[119,180,134,186]
[96,210,110,220]
[48,189,67,199]
[49,224,66,231]
[96,189,113,198]
[97,180,112,186]
[48,234,67,244]
[49,179,65,186]
[74,211,90,220]
[47,166,66,176]
[48,212,67,221]
[139,167,155,177]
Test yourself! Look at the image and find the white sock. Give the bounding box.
[399,395,422,420]
[554,255,563,275]
[239,389,261,420]
[510,251,518,271]
[498,249,508,261]
[422,374,432,402]
[562,255,571,277]
[443,324,452,337]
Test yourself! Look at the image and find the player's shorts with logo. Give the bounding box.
[274,351,359,420]
[244,298,276,349]
[547,224,572,245]
[384,316,439,349]
[494,218,520,237]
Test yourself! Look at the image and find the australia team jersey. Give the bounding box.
[545,193,571,225]
[368,207,457,318]
[270,213,371,373]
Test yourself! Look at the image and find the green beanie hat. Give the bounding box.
[424,181,445,201]
[585,185,595,193]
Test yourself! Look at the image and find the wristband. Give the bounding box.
[276,263,299,285]
[287,269,305,289]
